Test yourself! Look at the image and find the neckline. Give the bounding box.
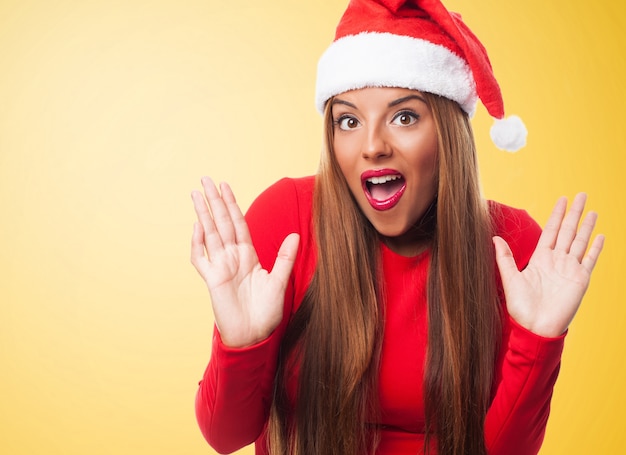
[380,239,431,264]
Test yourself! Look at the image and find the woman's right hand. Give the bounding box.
[191,177,300,348]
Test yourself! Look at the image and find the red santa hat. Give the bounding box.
[315,0,527,152]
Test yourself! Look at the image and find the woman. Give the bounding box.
[190,1,604,454]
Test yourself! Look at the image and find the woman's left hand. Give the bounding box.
[493,193,605,338]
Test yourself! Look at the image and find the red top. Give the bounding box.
[195,176,565,455]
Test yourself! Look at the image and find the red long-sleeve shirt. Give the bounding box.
[196,176,565,454]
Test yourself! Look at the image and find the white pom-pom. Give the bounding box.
[489,115,527,152]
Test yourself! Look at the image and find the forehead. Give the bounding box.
[336,86,424,99]
[332,87,429,111]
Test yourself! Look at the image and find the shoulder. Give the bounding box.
[245,176,316,270]
[488,200,542,270]
[245,176,314,221]
[246,176,315,230]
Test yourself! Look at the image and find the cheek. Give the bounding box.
[427,149,439,184]
[421,133,439,180]
[332,152,348,182]
[332,140,356,177]
[412,145,438,186]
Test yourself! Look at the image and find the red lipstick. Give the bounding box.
[361,169,406,211]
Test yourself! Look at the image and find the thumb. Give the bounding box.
[493,236,519,285]
[270,233,300,285]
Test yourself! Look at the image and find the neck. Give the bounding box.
[381,196,437,257]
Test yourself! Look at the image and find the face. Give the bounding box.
[331,87,438,255]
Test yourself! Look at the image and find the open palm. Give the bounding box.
[494,193,604,338]
[191,177,299,348]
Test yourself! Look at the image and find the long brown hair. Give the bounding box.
[423,93,500,455]
[269,92,500,455]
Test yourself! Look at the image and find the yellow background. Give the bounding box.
[0,0,623,453]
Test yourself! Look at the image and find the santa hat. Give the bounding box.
[315,0,527,152]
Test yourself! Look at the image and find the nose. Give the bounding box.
[362,124,392,160]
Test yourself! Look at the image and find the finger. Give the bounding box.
[569,210,598,261]
[582,234,605,273]
[554,193,587,253]
[190,222,210,278]
[493,236,519,283]
[536,196,568,250]
[269,233,300,286]
[191,189,223,255]
[220,182,253,245]
[201,176,237,246]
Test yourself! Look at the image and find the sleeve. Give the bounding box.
[194,178,302,454]
[485,318,565,455]
[484,202,566,455]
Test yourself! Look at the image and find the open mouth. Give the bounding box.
[361,170,406,211]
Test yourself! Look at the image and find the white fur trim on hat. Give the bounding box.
[315,32,478,115]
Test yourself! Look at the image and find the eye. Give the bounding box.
[335,115,360,130]
[392,111,419,126]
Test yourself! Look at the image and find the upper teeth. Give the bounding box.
[366,175,401,184]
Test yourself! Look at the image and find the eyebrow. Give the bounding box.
[330,98,357,109]
[388,94,427,107]
[330,94,427,110]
